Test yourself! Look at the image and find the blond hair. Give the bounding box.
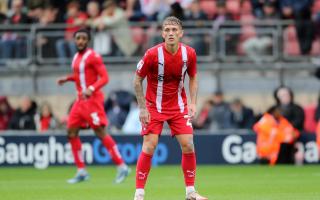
[162,16,183,29]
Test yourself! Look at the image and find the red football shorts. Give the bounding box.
[141,108,193,136]
[67,97,108,129]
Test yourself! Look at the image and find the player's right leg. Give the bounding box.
[134,133,159,200]
[94,127,131,184]
[67,127,89,184]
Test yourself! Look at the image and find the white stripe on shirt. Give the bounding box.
[79,50,92,93]
[156,46,164,113]
[178,45,188,113]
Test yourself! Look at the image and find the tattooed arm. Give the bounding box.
[134,74,150,124]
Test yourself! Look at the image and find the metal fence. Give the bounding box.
[0,20,316,68]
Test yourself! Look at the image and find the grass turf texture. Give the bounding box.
[0,165,319,200]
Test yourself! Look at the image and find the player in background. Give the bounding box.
[133,16,208,200]
[57,29,130,184]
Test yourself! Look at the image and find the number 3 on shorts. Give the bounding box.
[90,112,100,125]
[184,115,192,127]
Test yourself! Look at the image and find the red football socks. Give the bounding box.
[69,136,85,169]
[136,152,153,189]
[182,152,196,186]
[101,135,124,165]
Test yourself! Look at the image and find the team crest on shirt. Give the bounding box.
[137,59,144,71]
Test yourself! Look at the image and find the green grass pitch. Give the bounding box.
[0,165,319,200]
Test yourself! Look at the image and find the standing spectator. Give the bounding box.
[9,96,37,130]
[274,86,305,130]
[230,98,255,129]
[34,101,58,132]
[253,105,299,165]
[0,96,14,131]
[280,0,314,55]
[55,0,87,66]
[273,86,304,164]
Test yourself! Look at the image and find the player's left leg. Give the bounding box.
[176,134,208,200]
[94,126,130,183]
[67,127,90,184]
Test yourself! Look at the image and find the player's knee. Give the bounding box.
[142,142,157,155]
[67,129,78,138]
[180,142,194,153]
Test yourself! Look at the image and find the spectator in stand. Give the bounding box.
[230,98,255,129]
[125,0,146,21]
[192,99,213,130]
[280,0,314,55]
[243,1,279,64]
[122,97,141,134]
[274,86,305,131]
[55,0,87,66]
[0,0,7,23]
[251,0,279,19]
[253,105,299,165]
[85,1,101,28]
[105,90,133,132]
[183,0,208,55]
[91,0,138,56]
[0,96,14,131]
[273,86,304,164]
[0,0,31,60]
[201,90,233,131]
[34,101,58,133]
[213,0,238,55]
[9,96,37,130]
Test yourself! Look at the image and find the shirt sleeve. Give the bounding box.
[136,50,151,78]
[66,74,75,81]
[90,53,109,91]
[187,48,197,77]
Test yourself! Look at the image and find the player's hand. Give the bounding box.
[83,88,93,99]
[188,103,197,119]
[139,108,150,125]
[56,77,68,86]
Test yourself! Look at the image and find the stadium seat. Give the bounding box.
[311,38,320,55]
[283,25,300,56]
[199,0,216,19]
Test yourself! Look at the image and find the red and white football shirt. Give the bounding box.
[136,43,197,114]
[67,48,109,100]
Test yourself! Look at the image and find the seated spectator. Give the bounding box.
[35,101,58,133]
[243,1,278,64]
[105,90,133,131]
[55,0,87,66]
[213,0,238,55]
[0,96,14,131]
[200,90,233,131]
[230,98,255,129]
[91,0,138,56]
[1,0,31,60]
[9,96,37,130]
[192,99,213,129]
[253,105,299,165]
[183,0,208,55]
